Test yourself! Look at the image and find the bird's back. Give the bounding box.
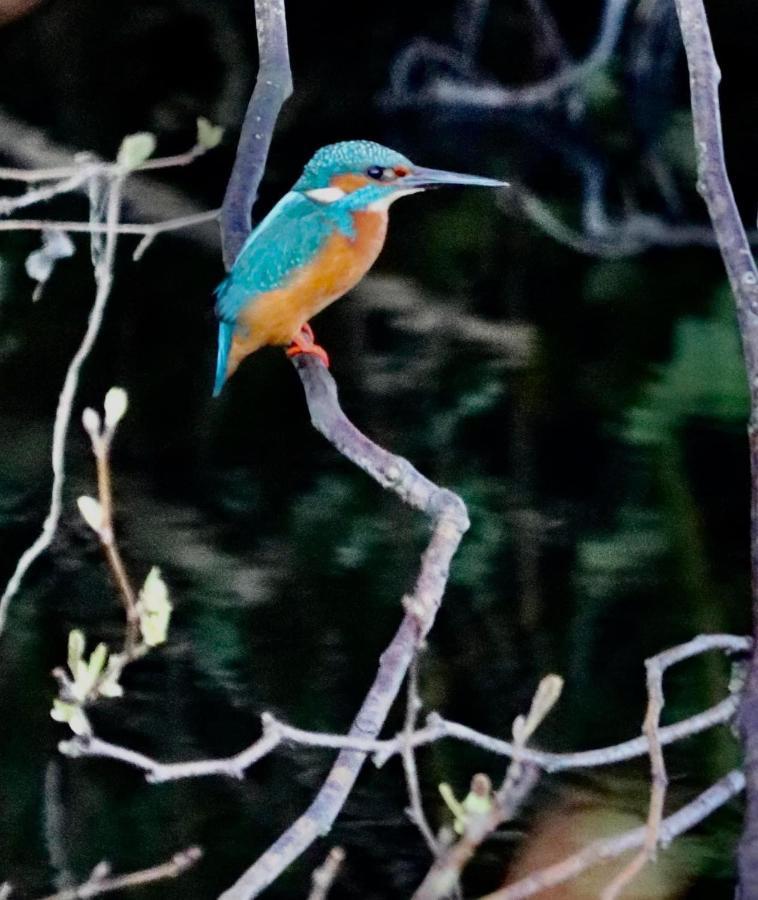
[214,193,388,394]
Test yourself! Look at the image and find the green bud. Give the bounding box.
[137,567,173,647]
[117,132,157,170]
[196,117,224,150]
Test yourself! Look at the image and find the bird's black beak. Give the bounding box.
[401,166,508,190]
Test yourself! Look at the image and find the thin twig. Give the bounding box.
[81,408,141,653]
[0,143,208,183]
[402,653,440,855]
[0,168,97,216]
[0,174,125,637]
[0,109,220,254]
[600,653,670,897]
[476,770,744,900]
[306,848,345,900]
[34,846,202,900]
[0,208,219,246]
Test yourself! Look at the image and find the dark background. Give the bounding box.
[0,0,754,896]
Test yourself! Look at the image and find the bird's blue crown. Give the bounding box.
[294,140,413,191]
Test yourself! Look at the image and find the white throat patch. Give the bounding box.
[367,187,423,212]
[305,186,346,204]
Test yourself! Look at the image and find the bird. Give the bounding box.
[213,140,506,396]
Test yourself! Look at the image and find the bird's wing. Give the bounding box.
[215,192,342,324]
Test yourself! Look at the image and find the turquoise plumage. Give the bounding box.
[213,140,505,395]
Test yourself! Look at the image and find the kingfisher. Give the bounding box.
[213,140,506,396]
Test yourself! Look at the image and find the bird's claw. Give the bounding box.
[286,324,330,367]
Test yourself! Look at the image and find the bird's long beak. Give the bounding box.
[402,166,508,190]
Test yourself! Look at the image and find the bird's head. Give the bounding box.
[293,140,506,210]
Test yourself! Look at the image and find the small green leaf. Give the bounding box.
[87,642,108,681]
[98,655,125,699]
[117,132,157,170]
[461,790,493,817]
[67,630,85,676]
[196,117,224,150]
[439,782,467,833]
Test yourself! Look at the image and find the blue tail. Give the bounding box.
[213,321,235,397]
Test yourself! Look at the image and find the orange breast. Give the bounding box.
[226,209,388,376]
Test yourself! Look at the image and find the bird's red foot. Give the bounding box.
[286,324,330,367]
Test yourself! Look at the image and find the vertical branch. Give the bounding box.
[671,2,758,894]
[220,0,292,269]
[0,175,124,637]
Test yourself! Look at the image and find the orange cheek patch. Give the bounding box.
[331,173,371,193]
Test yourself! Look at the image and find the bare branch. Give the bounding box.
[218,362,469,900]
[477,771,745,900]
[0,174,125,637]
[220,0,293,268]
[58,633,748,784]
[0,109,220,251]
[34,846,202,900]
[0,168,97,215]
[402,653,441,855]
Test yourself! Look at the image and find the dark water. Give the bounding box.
[0,1,755,897]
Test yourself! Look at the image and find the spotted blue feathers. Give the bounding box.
[294,141,412,191]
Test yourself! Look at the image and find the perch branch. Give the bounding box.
[215,0,470,892]
[219,360,469,899]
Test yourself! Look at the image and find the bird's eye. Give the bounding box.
[366,165,386,180]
